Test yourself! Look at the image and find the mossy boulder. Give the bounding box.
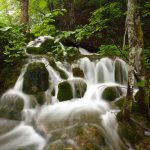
[102,86,122,101]
[72,67,84,78]
[46,58,68,80]
[0,92,24,120]
[23,62,49,94]
[57,81,73,101]
[26,38,56,54]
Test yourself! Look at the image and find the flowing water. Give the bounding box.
[0,45,130,150]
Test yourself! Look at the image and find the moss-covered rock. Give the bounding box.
[72,67,84,78]
[102,86,122,101]
[23,62,49,94]
[0,92,24,120]
[26,47,46,54]
[26,38,56,55]
[57,81,73,101]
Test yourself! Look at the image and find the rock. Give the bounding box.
[26,37,56,54]
[102,86,122,101]
[57,81,73,101]
[72,67,84,78]
[44,123,107,150]
[0,92,24,120]
[23,62,49,94]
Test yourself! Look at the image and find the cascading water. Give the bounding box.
[0,42,129,149]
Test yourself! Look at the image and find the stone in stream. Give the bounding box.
[26,36,56,54]
[72,67,84,78]
[0,92,24,120]
[23,62,49,95]
[57,79,87,101]
[102,86,122,101]
[57,81,73,101]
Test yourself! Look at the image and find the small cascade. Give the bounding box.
[0,41,130,150]
[78,57,95,83]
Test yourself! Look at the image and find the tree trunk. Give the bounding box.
[124,0,143,120]
[20,0,29,24]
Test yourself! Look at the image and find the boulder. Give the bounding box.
[102,86,122,101]
[57,81,73,101]
[23,62,49,94]
[26,37,56,54]
[72,67,84,78]
[0,92,24,120]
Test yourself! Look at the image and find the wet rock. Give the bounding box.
[102,86,122,101]
[57,81,73,101]
[26,37,56,54]
[45,123,107,150]
[23,62,49,94]
[0,92,24,120]
[72,67,84,78]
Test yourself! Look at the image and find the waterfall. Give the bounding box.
[0,45,129,150]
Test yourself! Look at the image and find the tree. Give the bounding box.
[20,0,29,24]
[124,0,143,120]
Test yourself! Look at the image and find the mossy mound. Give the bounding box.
[47,58,68,80]
[26,38,56,54]
[23,62,49,94]
[72,67,84,78]
[0,92,24,120]
[26,46,46,54]
[57,81,73,101]
[102,86,122,101]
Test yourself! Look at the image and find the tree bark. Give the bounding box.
[124,0,143,120]
[20,0,29,24]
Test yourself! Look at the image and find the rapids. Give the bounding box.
[0,46,129,150]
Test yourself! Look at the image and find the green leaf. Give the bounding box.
[39,0,47,9]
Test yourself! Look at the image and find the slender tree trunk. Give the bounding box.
[20,0,29,24]
[124,0,143,120]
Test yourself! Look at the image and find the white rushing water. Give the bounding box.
[0,49,129,149]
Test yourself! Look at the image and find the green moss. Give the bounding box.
[57,81,73,101]
[115,97,125,108]
[102,86,121,101]
[49,60,68,79]
[26,47,46,54]
[23,62,49,94]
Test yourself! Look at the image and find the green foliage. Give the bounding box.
[31,9,66,36]
[142,2,150,17]
[0,24,26,63]
[143,48,150,70]
[98,44,128,58]
[75,2,124,41]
